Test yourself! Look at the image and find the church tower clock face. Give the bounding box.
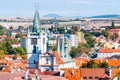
[31,38,37,45]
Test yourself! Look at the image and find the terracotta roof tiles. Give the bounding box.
[53,51,64,64]
[99,48,120,53]
[109,28,120,32]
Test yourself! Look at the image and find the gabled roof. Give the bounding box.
[111,68,120,78]
[63,68,80,80]
[81,68,108,79]
[62,68,108,80]
[98,48,120,53]
[52,51,64,64]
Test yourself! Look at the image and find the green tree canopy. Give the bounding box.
[82,60,109,68]
[0,50,5,59]
[13,47,26,55]
[5,41,13,54]
[0,25,4,30]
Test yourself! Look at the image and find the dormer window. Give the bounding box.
[95,76,99,79]
[46,58,49,64]
[31,38,37,45]
[89,76,93,79]
[83,76,87,79]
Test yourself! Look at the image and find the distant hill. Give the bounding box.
[44,14,61,17]
[90,14,120,18]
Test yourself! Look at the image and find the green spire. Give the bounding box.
[61,37,65,58]
[64,36,71,59]
[57,37,61,57]
[47,35,52,53]
[32,10,41,33]
[64,36,68,57]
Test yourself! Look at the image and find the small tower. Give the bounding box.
[57,36,61,57]
[53,17,59,33]
[47,35,52,54]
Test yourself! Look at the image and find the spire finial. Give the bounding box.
[35,0,39,11]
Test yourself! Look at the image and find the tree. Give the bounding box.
[52,45,57,51]
[15,32,24,38]
[111,21,115,28]
[82,60,109,68]
[5,41,13,54]
[84,32,95,48]
[87,60,98,68]
[0,25,4,30]
[117,72,120,80]
[82,60,98,68]
[86,36,95,47]
[102,30,112,40]
[70,47,79,58]
[78,43,90,54]
[13,47,26,55]
[0,41,7,53]
[98,62,108,68]
[0,50,5,59]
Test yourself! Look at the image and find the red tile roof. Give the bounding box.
[53,51,64,64]
[111,68,120,78]
[96,37,102,43]
[93,30,102,33]
[0,72,23,80]
[74,58,89,67]
[81,68,108,80]
[63,68,108,80]
[107,59,120,66]
[63,68,80,80]
[109,28,120,32]
[99,48,120,53]
[0,68,10,72]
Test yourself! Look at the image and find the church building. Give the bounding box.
[20,9,75,72]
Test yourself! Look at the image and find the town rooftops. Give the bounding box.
[81,68,109,80]
[63,68,109,80]
[52,51,64,64]
[109,28,120,32]
[98,48,120,53]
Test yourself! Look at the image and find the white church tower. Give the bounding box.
[26,9,47,68]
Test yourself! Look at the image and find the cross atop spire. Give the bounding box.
[31,0,42,33]
[35,0,39,11]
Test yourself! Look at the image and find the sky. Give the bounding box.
[0,0,120,17]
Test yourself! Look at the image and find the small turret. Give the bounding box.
[47,35,52,54]
[57,37,61,57]
[61,37,65,58]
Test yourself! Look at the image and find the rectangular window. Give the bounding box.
[83,77,87,79]
[43,38,45,44]
[31,38,37,45]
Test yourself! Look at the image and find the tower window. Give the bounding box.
[43,38,45,44]
[31,38,37,45]
[46,58,49,64]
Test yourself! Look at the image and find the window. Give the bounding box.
[89,76,93,79]
[95,76,99,79]
[43,38,45,44]
[31,38,37,45]
[83,76,87,79]
[46,58,49,64]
